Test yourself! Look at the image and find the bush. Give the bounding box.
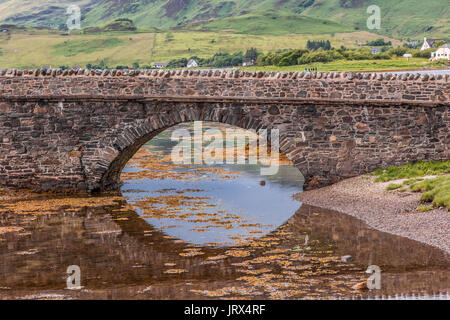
[366,38,392,46]
[277,50,308,66]
[412,48,434,58]
[167,58,188,68]
[341,48,373,60]
[298,49,344,64]
[388,47,408,57]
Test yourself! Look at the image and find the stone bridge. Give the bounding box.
[0,68,448,192]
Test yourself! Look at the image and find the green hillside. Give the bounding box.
[303,0,450,39]
[0,0,447,38]
[195,12,353,35]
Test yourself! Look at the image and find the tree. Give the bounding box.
[245,48,259,63]
[434,40,446,48]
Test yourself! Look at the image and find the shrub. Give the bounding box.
[388,47,408,57]
[277,50,308,66]
[298,49,344,64]
[413,48,434,58]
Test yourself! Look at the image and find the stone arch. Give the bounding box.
[80,101,294,193]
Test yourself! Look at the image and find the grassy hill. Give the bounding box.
[303,0,450,39]
[0,0,447,38]
[0,27,401,69]
[194,12,353,35]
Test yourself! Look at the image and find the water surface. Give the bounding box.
[0,122,448,300]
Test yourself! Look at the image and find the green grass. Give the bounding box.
[409,176,450,210]
[197,12,353,35]
[372,160,450,182]
[303,0,450,38]
[0,1,447,39]
[372,160,450,211]
[417,205,434,212]
[51,38,125,57]
[386,183,402,191]
[0,29,401,69]
[241,58,446,72]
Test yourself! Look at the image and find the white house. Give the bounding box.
[187,59,198,68]
[421,37,443,51]
[153,62,168,69]
[431,44,450,61]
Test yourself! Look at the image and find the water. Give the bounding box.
[121,123,304,247]
[0,122,448,300]
[387,69,450,75]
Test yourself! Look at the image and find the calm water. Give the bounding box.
[0,123,448,300]
[387,69,450,75]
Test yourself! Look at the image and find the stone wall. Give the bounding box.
[0,69,448,102]
[0,70,448,192]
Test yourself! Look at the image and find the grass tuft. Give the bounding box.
[373,160,450,211]
[417,205,434,212]
[410,176,450,210]
[386,183,402,190]
[373,160,450,182]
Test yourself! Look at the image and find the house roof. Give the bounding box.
[424,38,444,46]
[439,43,450,49]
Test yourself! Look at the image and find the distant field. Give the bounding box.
[241,58,444,72]
[52,38,125,57]
[0,29,401,69]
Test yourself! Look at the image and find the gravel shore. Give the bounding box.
[295,175,450,254]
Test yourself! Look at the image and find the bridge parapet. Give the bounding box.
[0,69,448,104]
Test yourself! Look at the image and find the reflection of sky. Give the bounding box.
[122,170,303,246]
[121,122,305,246]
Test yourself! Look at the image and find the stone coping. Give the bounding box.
[0,68,448,82]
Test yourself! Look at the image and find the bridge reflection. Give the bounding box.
[0,192,448,299]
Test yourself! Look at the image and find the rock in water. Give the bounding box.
[341,255,353,263]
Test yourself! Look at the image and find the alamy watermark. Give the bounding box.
[170,121,281,175]
[66,5,81,31]
[366,265,381,290]
[367,5,381,30]
[66,265,82,290]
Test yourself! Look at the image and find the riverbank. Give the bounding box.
[295,175,450,254]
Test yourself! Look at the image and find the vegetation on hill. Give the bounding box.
[0,28,403,69]
[194,12,353,35]
[254,45,447,68]
[82,19,137,33]
[303,0,449,38]
[0,0,447,38]
[52,38,125,57]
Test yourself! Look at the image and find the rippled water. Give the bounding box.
[0,122,448,300]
